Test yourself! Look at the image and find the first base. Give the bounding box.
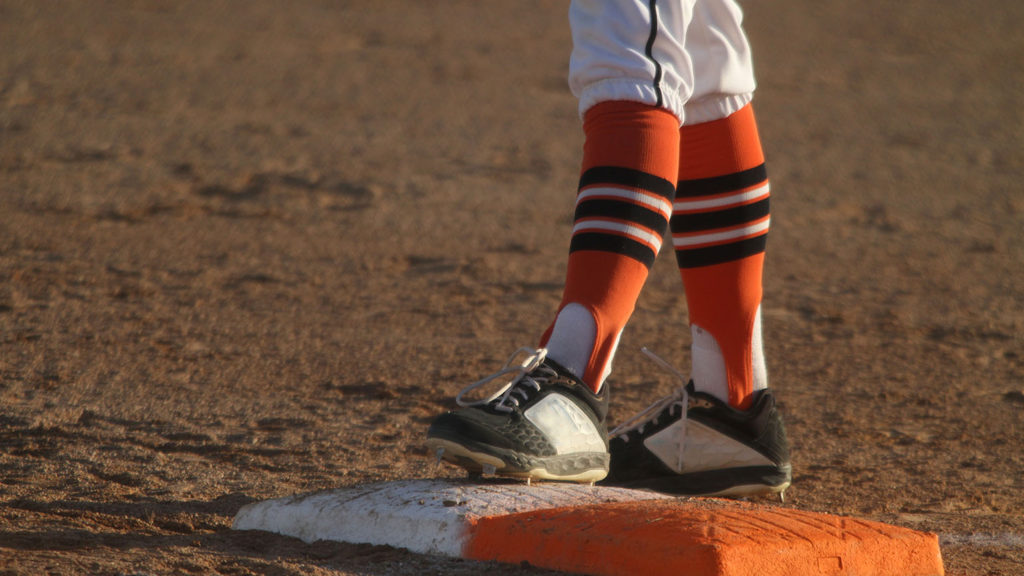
[233,479,944,576]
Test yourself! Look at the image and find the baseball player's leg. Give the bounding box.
[540,101,679,391]
[426,0,694,483]
[541,0,693,391]
[675,106,770,408]
[675,0,764,410]
[602,0,791,497]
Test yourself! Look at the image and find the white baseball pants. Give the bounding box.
[569,0,757,126]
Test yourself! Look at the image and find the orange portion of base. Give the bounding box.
[465,499,944,576]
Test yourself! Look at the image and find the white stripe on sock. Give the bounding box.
[672,218,770,248]
[574,220,663,251]
[673,183,769,213]
[578,187,672,219]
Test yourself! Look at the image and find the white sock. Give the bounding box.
[690,324,729,402]
[544,303,596,383]
[751,305,768,393]
[690,305,769,403]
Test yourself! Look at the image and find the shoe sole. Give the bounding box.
[700,480,791,499]
[602,464,792,498]
[426,438,609,484]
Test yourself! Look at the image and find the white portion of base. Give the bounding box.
[232,479,668,557]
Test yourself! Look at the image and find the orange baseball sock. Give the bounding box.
[542,101,679,392]
[672,104,770,409]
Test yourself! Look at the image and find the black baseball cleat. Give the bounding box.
[601,352,791,498]
[426,348,609,483]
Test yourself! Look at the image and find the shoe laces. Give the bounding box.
[455,347,556,414]
[608,348,689,440]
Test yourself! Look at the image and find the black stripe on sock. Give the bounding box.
[674,234,768,269]
[676,164,768,198]
[579,166,675,201]
[571,233,657,269]
[670,198,770,234]
[575,199,669,233]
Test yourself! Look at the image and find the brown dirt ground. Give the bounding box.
[1,1,1022,574]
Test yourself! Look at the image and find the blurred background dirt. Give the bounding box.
[1,1,1022,574]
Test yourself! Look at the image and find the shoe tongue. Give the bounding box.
[540,358,602,395]
[537,357,575,380]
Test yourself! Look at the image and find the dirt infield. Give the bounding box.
[1,1,1022,574]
